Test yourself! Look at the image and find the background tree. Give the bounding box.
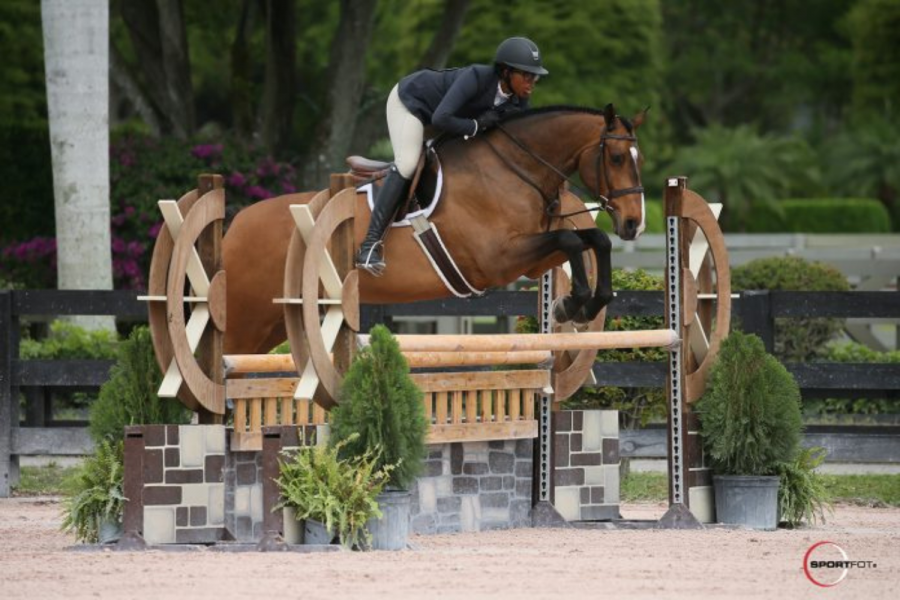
[846,0,900,114]
[113,0,195,139]
[661,0,855,137]
[41,0,113,329]
[304,0,378,185]
[260,0,297,155]
[668,125,820,231]
[825,114,900,228]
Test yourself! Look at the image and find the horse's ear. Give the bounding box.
[632,106,650,130]
[603,103,616,127]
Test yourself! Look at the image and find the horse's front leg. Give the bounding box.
[574,228,614,323]
[520,230,592,324]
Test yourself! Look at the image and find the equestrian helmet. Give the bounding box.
[494,37,549,76]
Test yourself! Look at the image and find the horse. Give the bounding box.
[222,103,647,355]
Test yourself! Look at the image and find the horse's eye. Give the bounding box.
[611,154,624,166]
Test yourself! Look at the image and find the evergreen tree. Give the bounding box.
[330,325,428,490]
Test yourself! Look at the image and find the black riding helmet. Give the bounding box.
[494,37,549,76]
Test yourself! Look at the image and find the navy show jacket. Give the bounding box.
[397,64,529,138]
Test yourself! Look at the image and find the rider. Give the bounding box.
[355,36,549,276]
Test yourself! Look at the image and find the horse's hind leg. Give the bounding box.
[575,228,614,323]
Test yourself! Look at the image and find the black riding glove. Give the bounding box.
[496,103,522,117]
[475,110,501,135]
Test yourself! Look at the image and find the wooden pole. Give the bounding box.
[223,349,553,375]
[358,329,679,353]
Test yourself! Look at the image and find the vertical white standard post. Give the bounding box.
[665,187,686,507]
[537,269,554,504]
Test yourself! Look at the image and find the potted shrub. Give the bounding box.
[274,435,393,549]
[60,440,126,544]
[696,331,803,530]
[329,324,429,550]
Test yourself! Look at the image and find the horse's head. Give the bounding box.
[578,103,647,241]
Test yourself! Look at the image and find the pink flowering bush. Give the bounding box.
[0,134,300,290]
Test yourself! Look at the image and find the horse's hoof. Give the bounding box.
[572,307,592,329]
[551,297,571,324]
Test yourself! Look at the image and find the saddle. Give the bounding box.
[345,146,484,299]
[346,145,440,220]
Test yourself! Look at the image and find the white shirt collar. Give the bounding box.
[494,82,512,106]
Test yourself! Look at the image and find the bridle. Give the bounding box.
[594,128,644,205]
[490,120,643,220]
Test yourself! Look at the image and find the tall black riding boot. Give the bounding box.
[356,167,411,276]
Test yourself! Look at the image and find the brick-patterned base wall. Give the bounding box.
[126,426,535,543]
[552,410,620,521]
[410,439,533,534]
[136,425,227,544]
[223,447,264,542]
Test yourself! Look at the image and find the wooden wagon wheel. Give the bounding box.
[283,185,358,411]
[145,183,226,415]
[282,188,331,403]
[548,265,606,403]
[676,187,731,403]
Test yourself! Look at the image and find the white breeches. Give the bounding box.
[386,84,424,179]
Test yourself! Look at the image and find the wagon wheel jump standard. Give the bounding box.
[142,173,731,527]
[141,174,226,420]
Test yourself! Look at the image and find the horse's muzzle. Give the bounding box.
[612,213,641,241]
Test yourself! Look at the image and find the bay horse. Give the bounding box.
[223,103,647,355]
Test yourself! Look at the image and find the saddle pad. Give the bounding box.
[357,159,444,228]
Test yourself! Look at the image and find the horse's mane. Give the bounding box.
[503,104,633,133]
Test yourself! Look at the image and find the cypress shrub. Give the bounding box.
[89,326,190,444]
[733,256,849,362]
[330,325,428,490]
[744,198,891,233]
[696,331,803,475]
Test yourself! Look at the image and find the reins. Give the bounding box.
[487,121,643,223]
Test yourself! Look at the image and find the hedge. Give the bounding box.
[743,198,891,233]
[596,198,891,234]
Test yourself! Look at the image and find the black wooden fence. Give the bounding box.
[2,288,899,496]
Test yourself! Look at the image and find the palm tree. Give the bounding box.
[668,125,820,231]
[42,0,113,329]
[825,113,900,229]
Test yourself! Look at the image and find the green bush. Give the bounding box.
[89,326,191,444]
[803,342,900,418]
[60,440,125,544]
[274,435,393,549]
[732,256,849,362]
[19,321,119,360]
[776,446,832,528]
[697,331,803,475]
[330,325,428,490]
[744,198,891,233]
[561,269,668,427]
